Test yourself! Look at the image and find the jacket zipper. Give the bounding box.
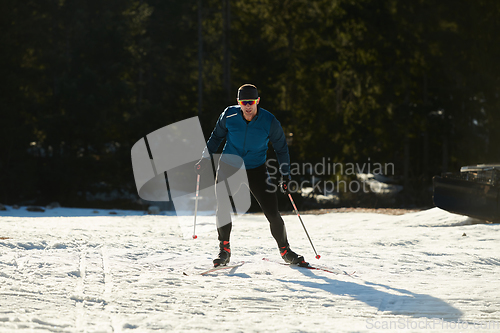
[242,122,249,152]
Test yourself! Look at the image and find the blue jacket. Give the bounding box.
[204,106,290,175]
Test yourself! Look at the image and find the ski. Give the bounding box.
[262,258,356,277]
[301,264,356,277]
[199,261,245,276]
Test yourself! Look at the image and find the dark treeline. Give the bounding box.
[1,0,499,208]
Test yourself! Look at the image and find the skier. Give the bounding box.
[195,83,308,267]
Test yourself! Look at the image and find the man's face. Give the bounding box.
[239,97,260,121]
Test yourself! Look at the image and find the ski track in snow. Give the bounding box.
[0,207,499,332]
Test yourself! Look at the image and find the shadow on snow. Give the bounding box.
[279,268,463,322]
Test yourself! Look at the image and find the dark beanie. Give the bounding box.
[237,84,259,100]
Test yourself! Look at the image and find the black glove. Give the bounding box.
[194,157,211,175]
[279,175,291,194]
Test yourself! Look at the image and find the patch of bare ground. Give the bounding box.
[277,207,427,216]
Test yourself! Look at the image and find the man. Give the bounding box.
[195,84,307,267]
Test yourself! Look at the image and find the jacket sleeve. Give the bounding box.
[269,117,290,176]
[202,109,228,158]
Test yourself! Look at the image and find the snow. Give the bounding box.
[1,206,500,332]
[356,173,404,196]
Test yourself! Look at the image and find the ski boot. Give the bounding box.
[280,246,308,267]
[213,241,231,267]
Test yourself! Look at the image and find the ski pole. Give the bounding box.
[193,173,200,239]
[287,193,321,259]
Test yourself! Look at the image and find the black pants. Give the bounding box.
[215,162,289,248]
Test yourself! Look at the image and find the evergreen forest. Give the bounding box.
[1,0,499,209]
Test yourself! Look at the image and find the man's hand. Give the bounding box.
[194,157,211,175]
[279,175,291,194]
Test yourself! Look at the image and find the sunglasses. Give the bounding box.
[238,99,258,106]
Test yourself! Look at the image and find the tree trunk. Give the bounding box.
[198,0,203,116]
[223,0,231,103]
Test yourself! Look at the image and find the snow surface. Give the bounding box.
[1,206,499,332]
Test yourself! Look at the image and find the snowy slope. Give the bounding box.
[0,206,499,332]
